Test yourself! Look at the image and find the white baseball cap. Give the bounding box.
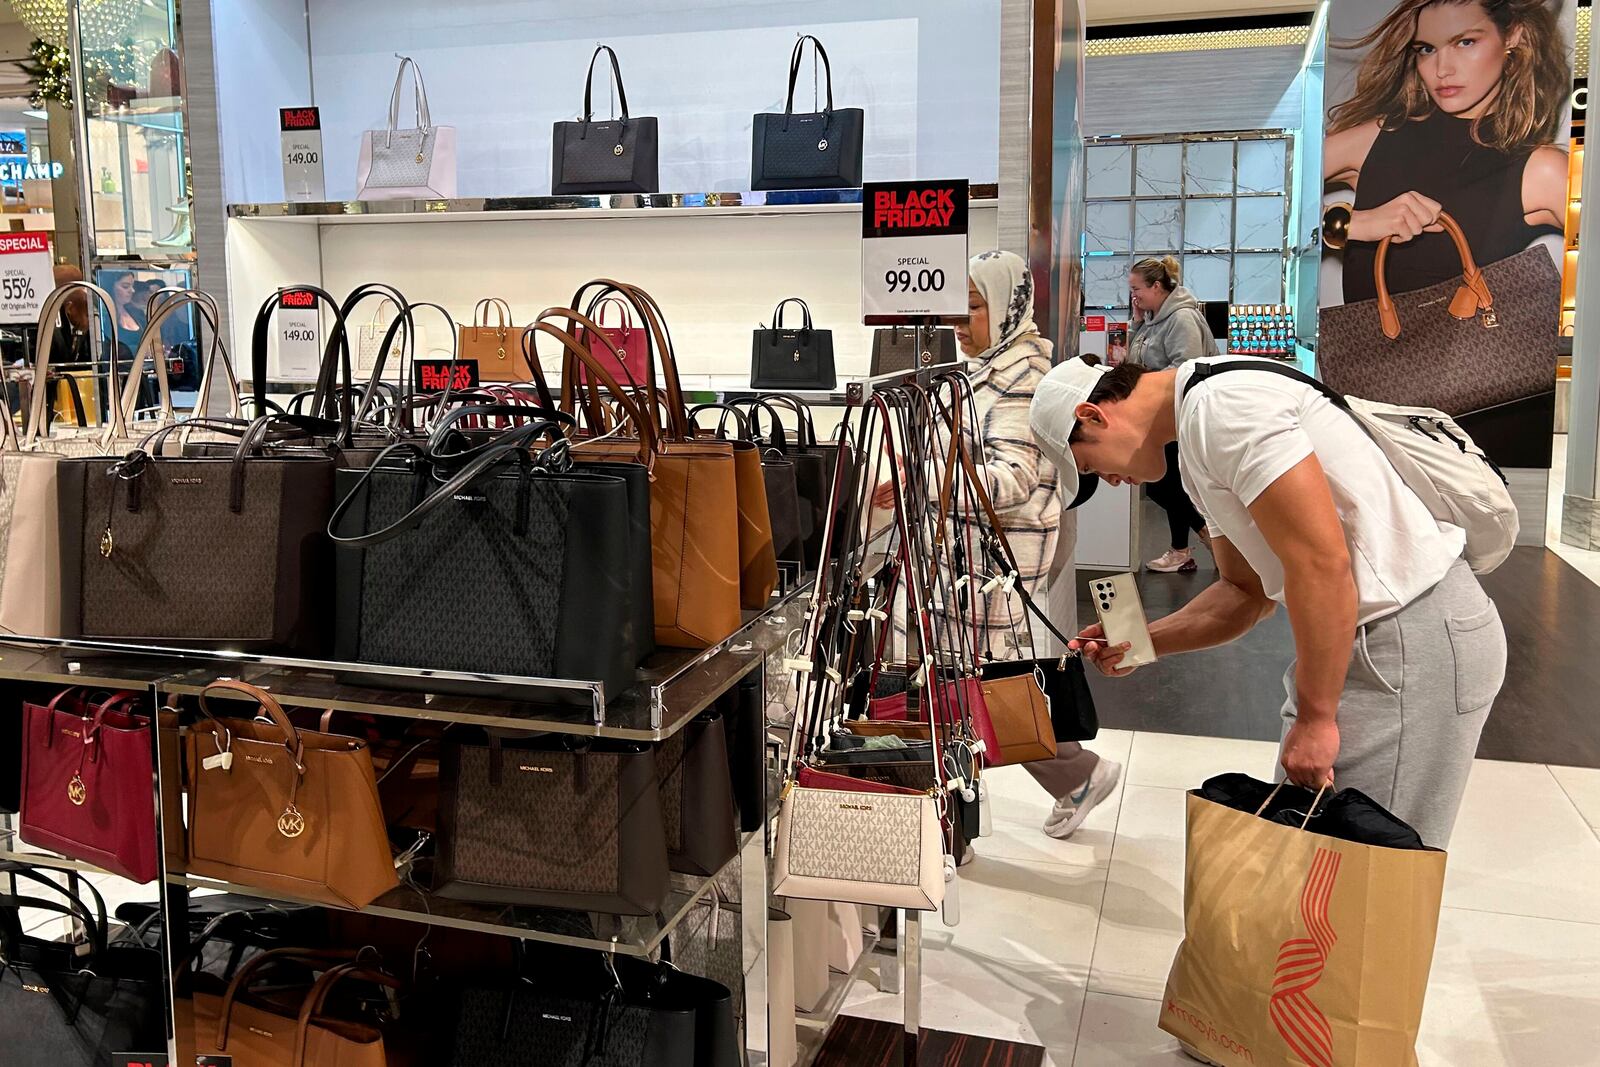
[1030,357,1111,508]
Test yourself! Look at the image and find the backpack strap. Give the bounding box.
[1182,360,1350,412]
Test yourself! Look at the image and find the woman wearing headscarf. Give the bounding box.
[879,250,1121,841]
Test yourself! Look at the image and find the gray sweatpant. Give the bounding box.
[1277,559,1506,849]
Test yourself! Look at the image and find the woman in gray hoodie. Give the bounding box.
[1128,257,1217,573]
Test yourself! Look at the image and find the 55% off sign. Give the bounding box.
[860,179,968,324]
[0,232,52,323]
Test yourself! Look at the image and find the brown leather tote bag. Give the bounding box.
[183,680,398,908]
[192,948,397,1067]
[540,291,742,648]
[458,297,534,383]
[688,403,780,606]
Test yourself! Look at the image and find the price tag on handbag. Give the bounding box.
[279,107,325,202]
[276,289,321,379]
[860,179,969,325]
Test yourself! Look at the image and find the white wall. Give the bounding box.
[213,0,1001,204]
[1083,46,1304,137]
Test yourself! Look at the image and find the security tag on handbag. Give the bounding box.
[197,1057,234,1067]
[202,750,233,772]
[279,106,325,202]
[783,658,813,674]
[941,854,960,927]
[977,777,993,838]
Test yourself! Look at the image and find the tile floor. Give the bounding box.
[839,730,1600,1065]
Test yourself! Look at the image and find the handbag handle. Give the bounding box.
[428,403,575,454]
[385,55,432,144]
[783,35,835,120]
[472,297,511,331]
[293,963,403,1067]
[536,308,658,461]
[328,283,409,422]
[0,860,110,962]
[688,401,751,441]
[151,289,237,422]
[327,420,560,547]
[581,44,631,125]
[589,295,634,336]
[1373,210,1492,340]
[121,298,194,429]
[770,297,814,334]
[215,946,361,1051]
[249,284,352,439]
[196,677,307,777]
[729,396,792,453]
[27,280,127,447]
[760,393,820,448]
[568,279,696,442]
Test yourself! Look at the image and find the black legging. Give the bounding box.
[1147,441,1206,551]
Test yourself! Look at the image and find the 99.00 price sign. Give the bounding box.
[860,179,968,324]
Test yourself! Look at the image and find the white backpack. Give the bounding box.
[1183,361,1518,574]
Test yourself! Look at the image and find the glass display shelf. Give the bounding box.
[165,852,739,958]
[226,185,999,225]
[0,583,803,739]
[90,98,187,135]
[0,826,126,881]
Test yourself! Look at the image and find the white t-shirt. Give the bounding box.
[1175,357,1465,624]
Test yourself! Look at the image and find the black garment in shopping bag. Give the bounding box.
[1198,773,1431,851]
[751,298,836,391]
[0,862,165,1067]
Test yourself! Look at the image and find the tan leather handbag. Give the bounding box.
[183,680,398,908]
[540,288,743,649]
[192,948,397,1067]
[458,297,533,382]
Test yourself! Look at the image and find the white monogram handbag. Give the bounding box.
[356,56,457,200]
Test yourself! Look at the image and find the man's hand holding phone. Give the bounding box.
[1071,624,1139,677]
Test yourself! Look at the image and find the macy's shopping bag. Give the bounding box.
[1158,775,1447,1067]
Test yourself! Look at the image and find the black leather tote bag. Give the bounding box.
[751,298,836,390]
[871,326,958,375]
[329,418,640,696]
[434,735,670,915]
[751,35,864,190]
[655,711,738,876]
[0,863,165,1067]
[57,414,335,654]
[552,45,660,194]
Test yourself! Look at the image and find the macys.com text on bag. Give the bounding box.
[1166,999,1255,1063]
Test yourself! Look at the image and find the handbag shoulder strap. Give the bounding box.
[0,862,109,959]
[215,947,359,1051]
[26,280,125,446]
[582,44,631,123]
[386,55,432,140]
[784,35,835,117]
[293,963,402,1067]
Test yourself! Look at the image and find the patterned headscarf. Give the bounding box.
[969,249,1039,364]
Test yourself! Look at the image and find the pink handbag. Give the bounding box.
[868,674,1004,763]
[576,296,649,387]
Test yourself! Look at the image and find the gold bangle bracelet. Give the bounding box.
[1322,203,1353,251]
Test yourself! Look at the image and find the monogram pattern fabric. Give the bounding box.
[354,471,567,675]
[657,730,686,852]
[750,109,864,186]
[785,787,921,885]
[363,128,438,188]
[551,118,660,192]
[445,744,621,894]
[1318,245,1559,416]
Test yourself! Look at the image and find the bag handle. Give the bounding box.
[121,294,195,430]
[328,283,409,422]
[215,946,360,1051]
[249,284,352,438]
[0,861,110,961]
[760,393,820,448]
[770,297,814,333]
[784,35,835,120]
[328,421,560,548]
[385,55,432,144]
[472,298,511,331]
[1373,210,1492,340]
[26,281,127,447]
[581,44,631,125]
[196,677,307,780]
[688,402,751,441]
[428,403,575,454]
[153,289,238,421]
[293,963,403,1067]
[589,295,634,335]
[728,395,792,454]
[1252,780,1332,828]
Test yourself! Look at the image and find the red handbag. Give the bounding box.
[867,674,1004,764]
[576,295,649,387]
[19,687,158,882]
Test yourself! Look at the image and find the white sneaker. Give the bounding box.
[1147,548,1197,573]
[1043,758,1122,839]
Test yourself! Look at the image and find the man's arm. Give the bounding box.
[1248,453,1358,787]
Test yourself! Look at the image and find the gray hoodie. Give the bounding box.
[1128,285,1218,370]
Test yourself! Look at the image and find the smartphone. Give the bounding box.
[1089,573,1157,668]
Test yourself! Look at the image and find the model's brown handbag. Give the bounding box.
[458,297,533,383]
[542,287,742,648]
[192,948,398,1067]
[1318,211,1559,416]
[183,680,398,909]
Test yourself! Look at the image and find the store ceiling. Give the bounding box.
[1086,0,1315,26]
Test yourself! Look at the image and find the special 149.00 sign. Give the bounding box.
[860,179,968,324]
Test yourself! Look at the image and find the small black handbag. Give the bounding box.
[870,326,958,375]
[751,298,836,391]
[552,44,660,194]
[751,35,864,190]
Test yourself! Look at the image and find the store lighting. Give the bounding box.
[8,0,142,51]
